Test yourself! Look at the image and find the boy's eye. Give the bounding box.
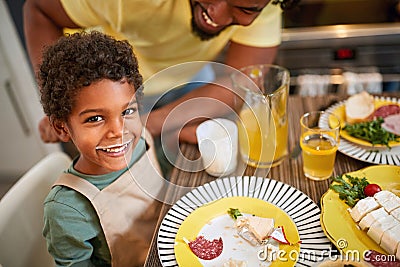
[123,107,137,116]
[86,115,103,123]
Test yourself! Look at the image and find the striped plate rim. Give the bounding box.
[157,176,334,267]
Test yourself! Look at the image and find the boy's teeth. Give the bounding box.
[98,140,131,153]
[104,144,127,153]
[202,11,219,27]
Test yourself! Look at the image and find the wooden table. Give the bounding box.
[144,93,397,266]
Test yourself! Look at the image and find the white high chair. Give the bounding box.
[0,152,71,267]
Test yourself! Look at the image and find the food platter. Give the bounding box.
[324,96,400,165]
[175,196,299,266]
[329,96,400,148]
[320,165,400,255]
[157,176,332,267]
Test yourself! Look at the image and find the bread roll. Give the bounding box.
[345,91,375,124]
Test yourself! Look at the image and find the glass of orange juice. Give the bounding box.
[300,111,341,180]
[231,64,290,168]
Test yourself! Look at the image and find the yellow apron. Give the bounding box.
[54,137,163,266]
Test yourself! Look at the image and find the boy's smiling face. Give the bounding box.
[55,79,143,175]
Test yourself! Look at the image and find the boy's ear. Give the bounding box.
[51,118,71,142]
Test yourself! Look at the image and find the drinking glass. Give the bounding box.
[300,111,341,180]
[231,64,290,168]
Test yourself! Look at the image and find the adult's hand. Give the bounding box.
[143,42,278,141]
[38,116,61,143]
[179,123,199,144]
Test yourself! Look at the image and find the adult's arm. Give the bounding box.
[23,0,79,74]
[146,41,278,143]
[24,0,80,143]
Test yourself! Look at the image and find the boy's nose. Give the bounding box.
[106,118,124,138]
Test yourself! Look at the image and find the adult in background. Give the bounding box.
[24,0,298,142]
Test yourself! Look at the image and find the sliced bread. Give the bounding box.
[345,91,375,124]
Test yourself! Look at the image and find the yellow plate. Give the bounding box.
[320,165,400,255]
[174,196,300,266]
[331,99,400,148]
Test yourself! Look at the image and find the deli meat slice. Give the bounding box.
[188,236,223,260]
[381,113,400,136]
[372,104,400,119]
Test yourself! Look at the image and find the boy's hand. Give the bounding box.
[38,116,61,143]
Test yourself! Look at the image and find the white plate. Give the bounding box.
[324,96,400,166]
[157,176,333,267]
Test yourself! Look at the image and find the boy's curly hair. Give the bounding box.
[38,31,143,121]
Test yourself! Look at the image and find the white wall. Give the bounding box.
[0,0,61,181]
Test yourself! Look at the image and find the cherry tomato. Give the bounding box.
[364,184,382,197]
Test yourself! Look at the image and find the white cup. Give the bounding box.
[196,118,238,177]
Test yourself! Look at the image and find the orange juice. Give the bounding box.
[300,132,338,180]
[231,64,290,168]
[238,105,288,168]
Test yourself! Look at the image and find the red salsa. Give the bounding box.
[188,236,223,260]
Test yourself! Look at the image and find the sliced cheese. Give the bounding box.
[391,207,400,222]
[374,190,397,205]
[381,197,400,213]
[235,217,248,229]
[352,190,400,259]
[380,224,400,255]
[247,216,274,242]
[350,197,380,222]
[367,215,398,244]
[359,207,388,231]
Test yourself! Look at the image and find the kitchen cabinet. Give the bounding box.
[0,0,61,181]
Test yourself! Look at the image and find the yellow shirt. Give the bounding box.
[61,0,282,95]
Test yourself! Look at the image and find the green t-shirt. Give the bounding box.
[43,138,146,267]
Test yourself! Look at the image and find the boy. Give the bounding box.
[38,31,163,266]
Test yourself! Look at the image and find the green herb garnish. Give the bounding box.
[343,117,399,148]
[330,175,370,207]
[228,208,242,219]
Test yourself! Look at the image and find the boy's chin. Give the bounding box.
[122,153,133,167]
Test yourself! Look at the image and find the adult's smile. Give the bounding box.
[192,2,229,36]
